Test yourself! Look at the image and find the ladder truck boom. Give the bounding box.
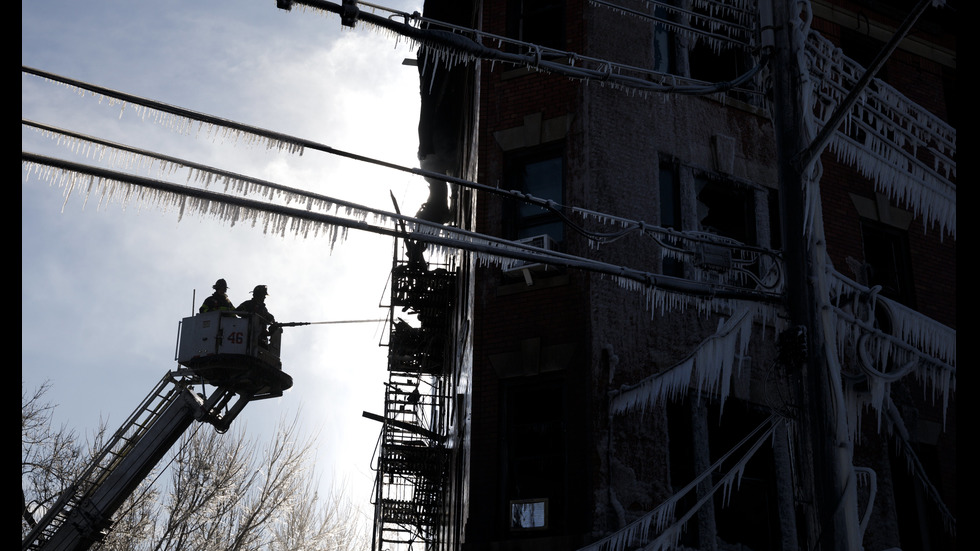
[23,311,293,551]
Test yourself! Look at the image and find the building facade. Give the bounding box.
[372,1,956,550]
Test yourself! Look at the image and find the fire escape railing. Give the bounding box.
[370,238,457,551]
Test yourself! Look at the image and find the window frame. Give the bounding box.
[506,0,566,51]
[694,174,758,246]
[859,218,916,308]
[503,143,566,244]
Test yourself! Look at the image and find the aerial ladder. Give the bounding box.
[22,310,294,551]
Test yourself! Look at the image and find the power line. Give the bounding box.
[22,65,786,306]
[590,0,756,49]
[22,118,416,232]
[21,67,781,264]
[277,0,769,97]
[23,151,781,306]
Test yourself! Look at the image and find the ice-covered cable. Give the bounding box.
[577,414,781,551]
[590,0,757,53]
[24,119,398,229]
[800,30,955,238]
[22,67,782,285]
[282,0,769,98]
[23,152,783,311]
[608,306,765,415]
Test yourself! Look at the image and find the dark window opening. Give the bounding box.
[767,188,782,250]
[695,177,763,287]
[507,0,565,51]
[689,46,746,84]
[839,28,889,83]
[706,402,782,550]
[505,145,565,244]
[685,3,757,104]
[696,177,757,245]
[652,4,676,74]
[659,163,684,277]
[666,400,703,547]
[860,219,916,308]
[501,380,566,537]
[667,400,782,548]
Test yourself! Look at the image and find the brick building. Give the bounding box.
[370,1,956,550]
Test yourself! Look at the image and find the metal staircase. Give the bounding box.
[370,239,456,550]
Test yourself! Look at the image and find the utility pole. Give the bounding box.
[766,0,942,548]
[764,0,858,549]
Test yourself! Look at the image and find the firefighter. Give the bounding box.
[237,285,278,346]
[199,279,235,313]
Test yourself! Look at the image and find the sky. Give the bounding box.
[22,0,428,528]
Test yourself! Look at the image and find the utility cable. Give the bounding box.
[22,115,615,246]
[794,0,941,171]
[22,67,783,300]
[21,73,780,268]
[23,151,782,305]
[22,118,425,233]
[589,0,755,48]
[277,0,769,97]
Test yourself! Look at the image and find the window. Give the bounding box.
[505,145,565,243]
[509,498,549,530]
[767,188,782,250]
[659,163,684,277]
[659,164,681,230]
[707,404,781,549]
[688,44,746,83]
[695,176,767,287]
[667,400,782,548]
[507,0,565,51]
[860,219,915,307]
[695,176,757,245]
[839,28,889,83]
[684,1,757,104]
[652,3,676,74]
[501,380,565,536]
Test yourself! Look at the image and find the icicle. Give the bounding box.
[581,416,779,551]
[804,30,955,239]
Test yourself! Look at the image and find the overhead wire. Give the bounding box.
[21,116,781,310]
[279,0,770,97]
[22,117,587,260]
[22,66,779,263]
[589,0,756,49]
[21,115,626,247]
[23,150,779,305]
[23,118,420,230]
[30,0,758,259]
[22,52,782,305]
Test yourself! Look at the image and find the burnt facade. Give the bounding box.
[375,1,956,550]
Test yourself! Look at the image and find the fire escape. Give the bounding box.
[369,237,457,550]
